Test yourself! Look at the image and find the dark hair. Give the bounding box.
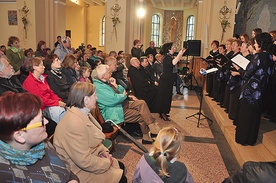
[36,40,46,51]
[0,92,42,142]
[0,45,5,49]
[211,40,219,48]
[67,82,96,108]
[233,33,240,40]
[269,30,276,42]
[57,35,61,39]
[253,28,262,35]
[161,42,173,55]
[25,57,43,72]
[118,50,124,55]
[139,56,148,63]
[133,39,139,46]
[219,44,226,50]
[255,32,273,52]
[24,48,33,57]
[43,54,58,71]
[7,36,19,47]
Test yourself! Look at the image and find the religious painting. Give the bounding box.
[8,10,18,25]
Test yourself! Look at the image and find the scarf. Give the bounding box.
[10,47,22,59]
[0,140,45,166]
[51,68,63,79]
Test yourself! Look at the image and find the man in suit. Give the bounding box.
[145,41,157,59]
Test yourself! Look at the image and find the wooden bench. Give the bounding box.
[91,104,121,151]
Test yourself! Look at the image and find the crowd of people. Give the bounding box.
[0,29,275,182]
[204,28,276,146]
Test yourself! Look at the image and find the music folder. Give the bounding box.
[231,54,250,70]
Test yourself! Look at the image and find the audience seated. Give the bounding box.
[0,92,79,183]
[133,126,194,183]
[93,64,160,144]
[53,82,127,183]
[153,53,164,80]
[35,40,47,58]
[61,54,78,87]
[128,57,158,112]
[78,66,91,82]
[113,55,129,90]
[23,57,66,123]
[0,55,24,95]
[44,54,70,103]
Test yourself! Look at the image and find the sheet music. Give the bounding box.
[231,54,250,70]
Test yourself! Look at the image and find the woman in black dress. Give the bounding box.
[234,32,274,145]
[155,42,186,121]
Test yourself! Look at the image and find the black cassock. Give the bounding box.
[128,66,158,112]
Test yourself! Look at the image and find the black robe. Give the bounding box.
[128,66,157,112]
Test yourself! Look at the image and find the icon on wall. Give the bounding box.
[8,10,18,25]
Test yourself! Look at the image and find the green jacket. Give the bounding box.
[6,48,25,72]
[93,79,127,124]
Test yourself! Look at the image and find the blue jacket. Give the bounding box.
[93,79,127,124]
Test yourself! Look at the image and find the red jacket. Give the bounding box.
[23,73,61,109]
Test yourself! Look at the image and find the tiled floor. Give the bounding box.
[112,88,240,183]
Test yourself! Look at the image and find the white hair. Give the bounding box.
[95,64,109,79]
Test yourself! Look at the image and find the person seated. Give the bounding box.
[132,126,194,183]
[0,92,79,183]
[0,55,25,95]
[93,64,160,144]
[53,82,127,183]
[78,66,92,82]
[113,55,129,90]
[35,40,47,58]
[61,54,78,87]
[44,54,70,103]
[20,48,34,84]
[223,161,276,183]
[153,53,164,80]
[23,57,66,123]
[128,57,158,112]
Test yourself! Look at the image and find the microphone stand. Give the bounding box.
[186,70,213,127]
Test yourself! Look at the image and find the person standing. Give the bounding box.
[131,39,144,59]
[54,36,73,62]
[235,33,274,145]
[145,41,157,59]
[155,42,186,121]
[6,36,25,76]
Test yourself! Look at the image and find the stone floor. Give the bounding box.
[112,88,241,183]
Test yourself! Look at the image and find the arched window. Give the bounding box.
[100,16,105,46]
[151,14,160,47]
[186,15,195,40]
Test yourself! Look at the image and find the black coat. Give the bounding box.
[0,76,25,95]
[128,66,157,111]
[45,70,70,103]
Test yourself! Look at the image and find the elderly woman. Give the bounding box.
[23,57,66,123]
[0,92,79,182]
[62,54,78,86]
[133,126,194,183]
[53,82,127,183]
[6,36,25,75]
[234,32,274,145]
[44,54,70,103]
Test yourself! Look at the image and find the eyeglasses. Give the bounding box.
[20,117,45,131]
